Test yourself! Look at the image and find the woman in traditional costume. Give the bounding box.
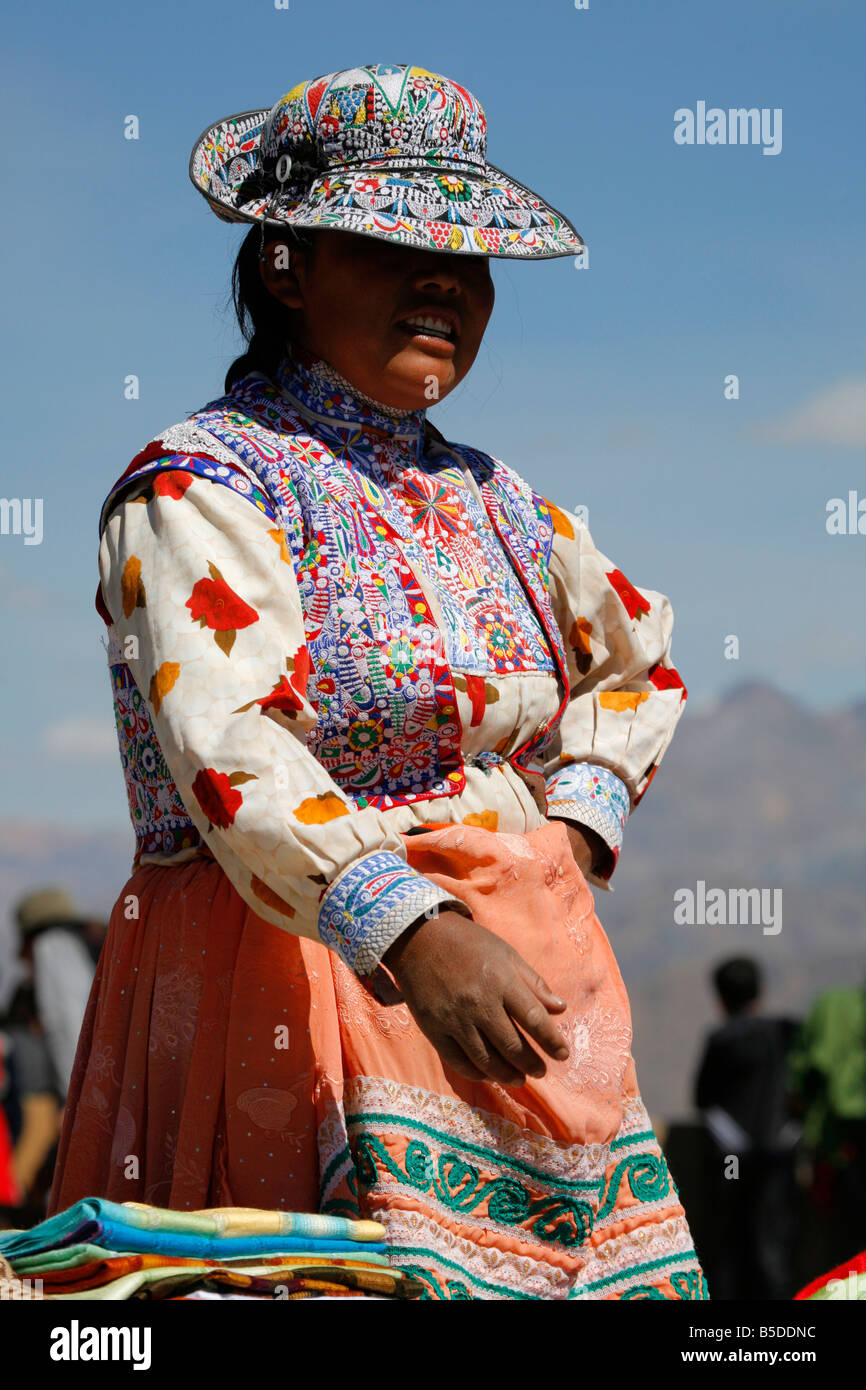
[50,64,706,1301]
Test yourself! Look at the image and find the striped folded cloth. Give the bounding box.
[0,1199,422,1300]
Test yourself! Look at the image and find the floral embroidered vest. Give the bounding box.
[99,357,569,863]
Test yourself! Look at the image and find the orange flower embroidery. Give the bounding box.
[120,555,146,618]
[267,528,293,566]
[569,617,593,675]
[463,810,498,831]
[149,661,180,716]
[293,793,350,825]
[186,561,259,657]
[545,499,575,539]
[599,691,650,712]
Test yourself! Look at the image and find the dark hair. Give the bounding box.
[224,223,317,393]
[712,957,762,1016]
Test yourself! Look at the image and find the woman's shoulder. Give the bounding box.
[100,390,272,534]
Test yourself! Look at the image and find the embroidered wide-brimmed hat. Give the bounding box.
[189,63,584,260]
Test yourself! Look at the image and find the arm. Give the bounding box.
[13,1093,61,1198]
[31,931,94,1098]
[100,472,459,978]
[539,500,687,886]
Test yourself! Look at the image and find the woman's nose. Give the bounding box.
[408,250,469,293]
[411,268,462,295]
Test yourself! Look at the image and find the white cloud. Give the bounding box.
[42,716,117,760]
[754,375,866,448]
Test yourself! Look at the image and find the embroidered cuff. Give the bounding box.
[317,850,454,977]
[545,763,630,869]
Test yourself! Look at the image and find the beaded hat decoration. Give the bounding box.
[189,63,584,260]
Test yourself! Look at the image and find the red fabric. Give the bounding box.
[0,1054,21,1205]
[795,1248,866,1300]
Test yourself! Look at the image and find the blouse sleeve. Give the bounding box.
[99,470,462,976]
[538,499,687,889]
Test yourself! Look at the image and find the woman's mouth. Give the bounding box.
[396,313,458,349]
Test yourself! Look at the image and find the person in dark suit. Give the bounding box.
[695,957,800,1299]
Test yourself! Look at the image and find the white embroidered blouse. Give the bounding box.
[97,350,687,975]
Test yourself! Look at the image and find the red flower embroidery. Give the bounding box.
[186,562,259,657]
[232,650,313,718]
[254,676,304,714]
[153,470,193,500]
[288,645,312,696]
[648,662,688,699]
[192,769,242,829]
[464,674,487,729]
[191,767,257,829]
[606,568,651,621]
[187,564,258,631]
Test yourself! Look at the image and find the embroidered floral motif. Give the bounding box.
[148,661,180,717]
[606,567,651,621]
[185,561,259,657]
[191,768,257,829]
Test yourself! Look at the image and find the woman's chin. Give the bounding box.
[382,351,457,407]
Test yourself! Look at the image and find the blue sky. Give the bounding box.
[1,0,864,829]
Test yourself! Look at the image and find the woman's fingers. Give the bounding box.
[458,1023,538,1087]
[518,961,567,1014]
[505,975,570,1062]
[430,1033,487,1083]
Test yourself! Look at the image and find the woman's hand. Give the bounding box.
[382,910,569,1086]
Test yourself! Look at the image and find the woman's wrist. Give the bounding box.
[382,904,470,976]
[557,820,613,878]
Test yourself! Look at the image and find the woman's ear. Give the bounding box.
[258,238,305,310]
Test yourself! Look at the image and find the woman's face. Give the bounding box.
[260,229,495,410]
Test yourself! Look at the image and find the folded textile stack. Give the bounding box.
[0,1198,422,1300]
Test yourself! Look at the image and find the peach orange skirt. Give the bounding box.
[50,820,705,1301]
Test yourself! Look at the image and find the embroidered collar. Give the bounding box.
[273,344,428,458]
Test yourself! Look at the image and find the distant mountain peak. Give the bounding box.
[718,681,804,715]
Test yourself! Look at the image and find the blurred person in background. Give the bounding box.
[0,981,61,1215]
[694,956,800,1299]
[789,979,866,1270]
[14,890,100,1103]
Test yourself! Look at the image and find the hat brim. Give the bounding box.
[189,111,585,261]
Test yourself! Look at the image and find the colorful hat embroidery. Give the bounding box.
[189,63,584,260]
